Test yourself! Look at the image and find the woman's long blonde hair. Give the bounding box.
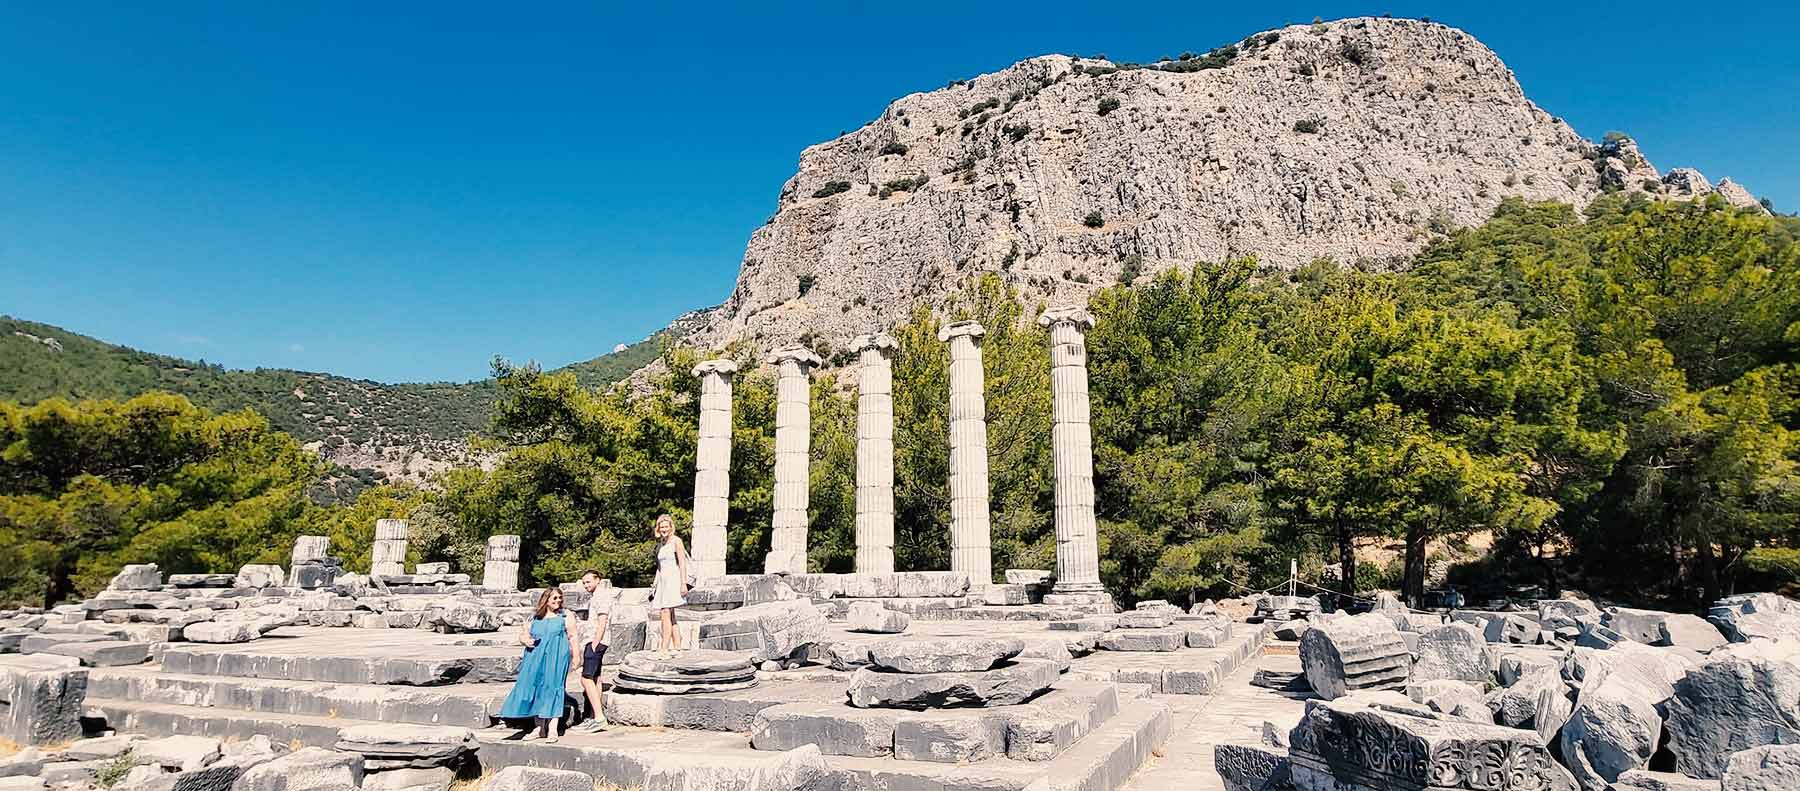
[655,513,675,540]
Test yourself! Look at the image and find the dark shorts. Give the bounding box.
[581,643,607,679]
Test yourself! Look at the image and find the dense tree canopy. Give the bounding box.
[5,195,1798,609]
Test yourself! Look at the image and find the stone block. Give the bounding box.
[334,723,476,770]
[1665,650,1800,779]
[1272,619,1310,641]
[1484,613,1542,644]
[1488,667,1565,728]
[1214,742,1292,791]
[27,637,148,667]
[1298,613,1411,699]
[183,621,260,644]
[1047,617,1117,632]
[748,703,895,757]
[233,566,285,589]
[1723,745,1800,791]
[1004,569,1052,586]
[1411,623,1492,683]
[363,767,454,791]
[1096,628,1183,652]
[109,564,163,591]
[867,637,1022,672]
[167,574,234,588]
[1561,656,1670,789]
[1116,610,1173,628]
[481,766,592,791]
[1405,680,1491,723]
[0,655,87,746]
[1613,769,1724,791]
[835,571,971,599]
[845,658,1061,709]
[230,747,362,791]
[981,584,1030,606]
[892,710,1006,763]
[136,735,222,771]
[1289,696,1576,791]
[414,563,451,575]
[1538,599,1600,630]
[844,602,908,634]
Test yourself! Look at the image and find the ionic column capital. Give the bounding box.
[1037,307,1095,331]
[766,344,823,370]
[937,320,986,343]
[691,358,740,378]
[850,333,899,355]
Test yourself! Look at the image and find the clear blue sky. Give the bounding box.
[4,2,1795,384]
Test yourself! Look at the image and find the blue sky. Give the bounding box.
[3,2,1796,383]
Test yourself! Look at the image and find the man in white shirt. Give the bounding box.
[574,569,616,733]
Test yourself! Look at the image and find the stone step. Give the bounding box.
[602,680,846,732]
[88,691,1171,791]
[749,678,1123,762]
[157,631,522,685]
[86,667,506,728]
[1071,626,1271,694]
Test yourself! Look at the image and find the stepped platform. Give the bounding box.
[72,616,1274,791]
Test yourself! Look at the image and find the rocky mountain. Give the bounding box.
[0,316,664,486]
[681,16,1765,356]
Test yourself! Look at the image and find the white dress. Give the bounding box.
[650,541,686,610]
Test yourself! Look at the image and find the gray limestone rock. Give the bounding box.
[1096,628,1183,652]
[62,735,140,761]
[1214,743,1293,791]
[1723,745,1800,791]
[845,658,1060,709]
[749,703,895,757]
[844,602,908,634]
[1298,613,1410,700]
[737,599,829,662]
[1665,652,1800,779]
[1004,569,1052,586]
[1535,684,1573,745]
[1614,769,1721,791]
[1489,667,1565,728]
[334,724,476,770]
[0,749,44,779]
[1539,599,1600,631]
[109,564,163,591]
[1658,614,1729,652]
[136,736,222,772]
[0,654,88,745]
[425,602,498,633]
[641,743,827,791]
[743,577,799,606]
[1116,610,1174,629]
[1405,680,1492,723]
[1288,696,1576,791]
[1709,594,1800,643]
[0,777,46,791]
[361,767,453,791]
[480,766,593,791]
[1484,613,1542,645]
[1411,622,1492,683]
[1560,658,1670,790]
[867,637,1023,673]
[183,622,260,644]
[892,711,1006,763]
[1272,620,1310,641]
[836,571,971,599]
[232,747,363,791]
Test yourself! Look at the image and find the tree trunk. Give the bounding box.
[44,557,75,610]
[1403,524,1428,607]
[1696,540,1719,610]
[1337,520,1356,608]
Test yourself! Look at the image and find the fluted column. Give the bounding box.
[1040,308,1105,595]
[852,333,898,574]
[371,519,409,577]
[938,320,992,585]
[765,345,822,575]
[690,359,738,581]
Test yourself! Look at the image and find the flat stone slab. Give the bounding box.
[335,723,477,769]
[1096,629,1183,652]
[622,649,756,675]
[158,627,523,685]
[868,637,1024,673]
[846,659,1062,709]
[1290,696,1577,791]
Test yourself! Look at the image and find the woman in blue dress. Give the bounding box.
[498,586,580,741]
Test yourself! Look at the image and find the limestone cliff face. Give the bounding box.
[679,17,1760,356]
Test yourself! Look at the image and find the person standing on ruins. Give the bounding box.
[573,568,615,733]
[650,513,691,658]
[497,586,580,742]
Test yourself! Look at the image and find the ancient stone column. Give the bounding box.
[938,320,992,586]
[371,518,409,577]
[483,535,521,592]
[287,535,330,587]
[852,333,898,574]
[764,345,822,575]
[690,359,739,581]
[1040,308,1106,596]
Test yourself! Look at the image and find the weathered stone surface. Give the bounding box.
[1723,745,1800,791]
[1709,594,1800,643]
[728,600,829,662]
[844,602,909,634]
[1665,651,1800,779]
[334,724,476,769]
[167,574,235,589]
[1256,595,1321,622]
[1299,613,1411,700]
[1005,569,1052,586]
[1536,599,1600,631]
[1116,610,1174,629]
[0,777,45,791]
[892,711,1006,763]
[1605,608,1728,652]
[481,766,592,791]
[1483,613,1542,645]
[0,654,87,745]
[233,747,363,791]
[137,735,222,771]
[110,564,163,591]
[749,703,895,756]
[1047,617,1118,632]
[0,748,44,779]
[232,566,285,589]
[1488,667,1565,728]
[1560,656,1671,790]
[1096,628,1183,652]
[867,637,1022,673]
[184,621,261,644]
[1411,623,1492,683]
[424,602,498,633]
[1534,685,1573,745]
[362,767,454,791]
[1273,619,1310,642]
[845,658,1060,709]
[1405,680,1492,723]
[62,735,139,761]
[642,744,828,791]
[1289,696,1576,791]
[1215,743,1293,791]
[1181,617,1233,648]
[1612,769,1718,791]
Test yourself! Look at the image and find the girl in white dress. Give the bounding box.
[650,514,690,658]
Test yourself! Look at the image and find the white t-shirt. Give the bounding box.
[581,585,618,645]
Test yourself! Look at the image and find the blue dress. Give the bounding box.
[499,614,571,719]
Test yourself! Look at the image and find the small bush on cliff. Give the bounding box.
[1083,210,1105,228]
[1097,96,1121,116]
[811,181,851,199]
